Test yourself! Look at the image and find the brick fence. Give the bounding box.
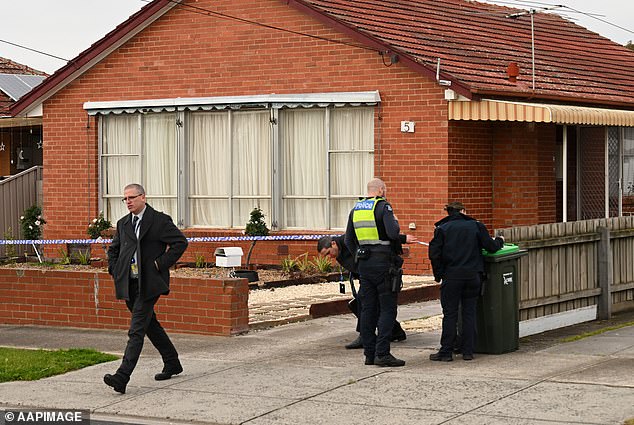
[0,268,249,336]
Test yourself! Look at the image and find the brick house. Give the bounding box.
[9,0,634,273]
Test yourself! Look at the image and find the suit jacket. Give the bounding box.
[108,204,188,301]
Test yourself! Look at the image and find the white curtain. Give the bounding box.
[232,110,271,227]
[143,113,177,219]
[281,108,327,228]
[189,112,231,226]
[330,107,374,229]
[102,114,140,221]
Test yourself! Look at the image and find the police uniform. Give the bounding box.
[344,196,405,366]
[428,207,504,360]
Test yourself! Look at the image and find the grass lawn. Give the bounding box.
[0,347,118,383]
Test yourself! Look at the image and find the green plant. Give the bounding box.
[312,255,333,273]
[194,253,207,268]
[293,252,316,275]
[57,247,71,265]
[3,227,17,258]
[280,255,298,274]
[20,205,46,240]
[74,249,91,265]
[244,207,270,268]
[87,211,112,239]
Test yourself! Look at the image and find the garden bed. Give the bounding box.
[0,261,341,289]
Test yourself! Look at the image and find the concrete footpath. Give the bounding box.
[1,301,634,425]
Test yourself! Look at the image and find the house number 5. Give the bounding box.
[400,121,415,133]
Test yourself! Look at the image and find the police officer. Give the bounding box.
[428,201,504,361]
[344,178,415,367]
[317,235,408,349]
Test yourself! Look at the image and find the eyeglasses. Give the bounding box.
[121,194,142,202]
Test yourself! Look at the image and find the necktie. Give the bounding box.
[132,216,139,234]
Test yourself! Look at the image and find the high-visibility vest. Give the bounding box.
[352,197,390,246]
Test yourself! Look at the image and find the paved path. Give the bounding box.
[1,302,633,425]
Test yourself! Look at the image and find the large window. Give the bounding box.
[99,103,374,230]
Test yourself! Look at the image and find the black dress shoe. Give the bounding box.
[103,373,127,394]
[364,356,374,365]
[345,336,363,349]
[462,353,474,361]
[374,353,405,367]
[154,363,183,381]
[429,352,453,362]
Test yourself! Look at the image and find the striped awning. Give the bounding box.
[448,100,634,127]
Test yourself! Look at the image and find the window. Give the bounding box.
[101,113,178,222]
[97,93,376,230]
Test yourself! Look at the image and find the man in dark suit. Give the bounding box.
[104,183,188,394]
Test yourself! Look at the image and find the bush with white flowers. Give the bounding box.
[20,205,46,240]
[87,211,112,239]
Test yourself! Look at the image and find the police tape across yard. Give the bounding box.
[0,234,333,246]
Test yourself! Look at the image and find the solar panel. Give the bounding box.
[0,73,46,101]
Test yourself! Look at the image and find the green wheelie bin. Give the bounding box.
[475,244,527,354]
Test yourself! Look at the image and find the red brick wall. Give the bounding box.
[448,121,556,231]
[0,268,248,336]
[448,121,495,228]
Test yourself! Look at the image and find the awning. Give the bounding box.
[448,99,634,127]
[84,91,381,115]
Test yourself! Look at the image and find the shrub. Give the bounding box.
[194,253,207,268]
[245,207,270,268]
[20,205,46,240]
[312,255,333,273]
[87,211,112,239]
[280,255,298,274]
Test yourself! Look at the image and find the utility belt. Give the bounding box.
[355,246,391,261]
[356,246,404,293]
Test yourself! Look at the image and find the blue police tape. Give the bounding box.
[0,234,330,245]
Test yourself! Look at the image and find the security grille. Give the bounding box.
[579,127,606,220]
[608,127,620,217]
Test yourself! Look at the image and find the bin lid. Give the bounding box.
[482,243,519,257]
[214,247,244,256]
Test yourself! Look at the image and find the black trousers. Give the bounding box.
[358,258,397,358]
[116,279,179,381]
[439,277,480,356]
[351,295,405,339]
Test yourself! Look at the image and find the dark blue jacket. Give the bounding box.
[428,212,503,282]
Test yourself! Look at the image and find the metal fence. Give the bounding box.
[0,166,43,257]
[498,216,634,323]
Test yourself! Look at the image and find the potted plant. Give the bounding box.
[233,207,269,282]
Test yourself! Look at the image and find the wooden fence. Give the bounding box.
[0,166,43,257]
[498,216,634,324]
